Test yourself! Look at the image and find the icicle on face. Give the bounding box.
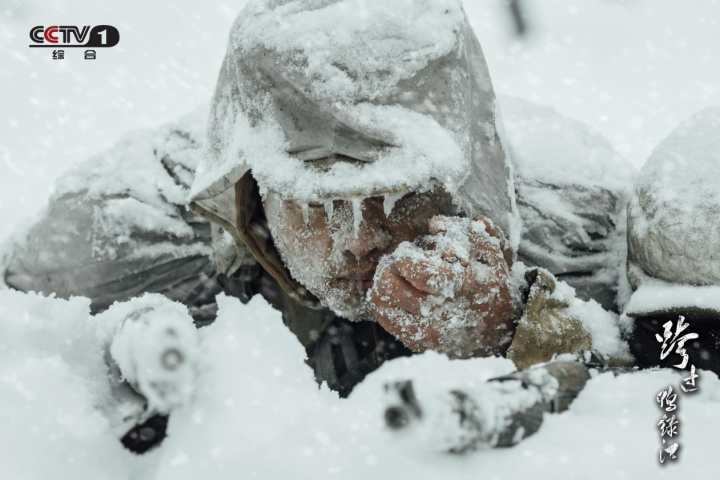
[300,202,310,226]
[351,198,364,240]
[323,200,334,223]
[383,192,405,218]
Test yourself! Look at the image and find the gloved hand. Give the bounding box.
[96,295,201,453]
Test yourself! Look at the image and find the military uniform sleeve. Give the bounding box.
[3,111,222,324]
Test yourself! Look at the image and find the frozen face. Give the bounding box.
[263,187,455,320]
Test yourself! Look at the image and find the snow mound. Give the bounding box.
[499,95,635,191]
[0,291,135,479]
[635,107,720,209]
[56,108,206,206]
[3,290,720,478]
[624,280,720,316]
[628,107,720,288]
[156,294,720,478]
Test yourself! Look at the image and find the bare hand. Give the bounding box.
[369,215,515,358]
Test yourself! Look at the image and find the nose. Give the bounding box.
[346,216,391,260]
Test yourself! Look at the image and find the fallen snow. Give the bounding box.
[3,2,720,477]
[2,289,719,478]
[56,109,206,206]
[192,0,516,248]
[499,95,635,192]
[554,279,632,361]
[627,107,720,288]
[0,291,138,479]
[233,0,465,103]
[633,107,720,222]
[499,96,633,311]
[232,105,467,203]
[625,280,720,316]
[191,0,471,201]
[510,262,632,362]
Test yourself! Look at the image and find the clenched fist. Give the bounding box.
[368,215,516,358]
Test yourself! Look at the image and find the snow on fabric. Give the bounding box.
[221,104,467,204]
[498,96,636,311]
[234,0,464,103]
[5,108,210,267]
[191,0,517,243]
[2,111,215,316]
[627,107,720,290]
[56,108,207,206]
[1,290,720,478]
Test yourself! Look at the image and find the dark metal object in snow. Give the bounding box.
[121,414,168,454]
[383,361,592,452]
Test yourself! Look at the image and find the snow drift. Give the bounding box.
[2,289,719,478]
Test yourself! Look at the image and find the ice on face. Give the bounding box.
[351,198,363,240]
[301,202,310,226]
[383,192,405,218]
[324,200,334,223]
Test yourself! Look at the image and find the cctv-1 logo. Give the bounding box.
[29,25,120,48]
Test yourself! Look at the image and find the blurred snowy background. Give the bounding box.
[2,0,720,242]
[2,1,720,478]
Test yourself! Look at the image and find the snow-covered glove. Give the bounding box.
[88,295,201,453]
[106,295,200,415]
[369,215,515,358]
[506,268,592,369]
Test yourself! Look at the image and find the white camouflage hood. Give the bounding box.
[191,0,516,241]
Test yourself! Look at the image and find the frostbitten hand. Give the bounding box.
[368,215,515,358]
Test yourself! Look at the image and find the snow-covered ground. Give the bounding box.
[2,0,720,478]
[2,290,719,479]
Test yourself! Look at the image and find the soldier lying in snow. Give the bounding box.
[5,0,713,454]
[381,107,720,452]
[186,0,630,392]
